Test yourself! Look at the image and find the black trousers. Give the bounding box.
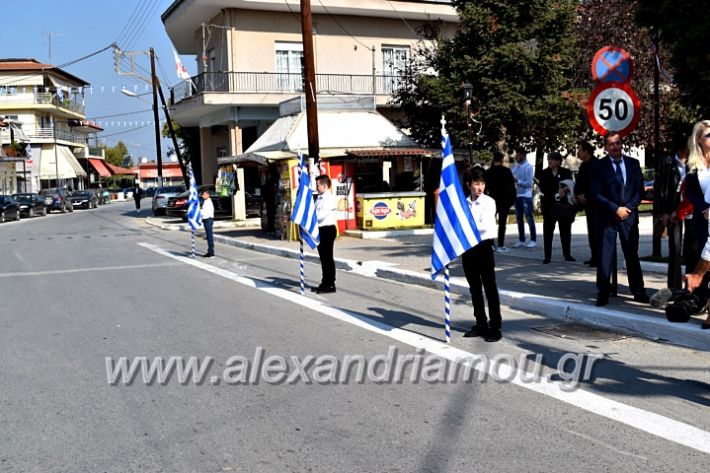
[461,239,501,330]
[597,221,645,296]
[497,204,510,248]
[542,210,573,260]
[585,207,599,265]
[317,225,337,287]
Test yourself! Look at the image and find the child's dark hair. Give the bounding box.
[315,174,331,188]
[463,165,486,187]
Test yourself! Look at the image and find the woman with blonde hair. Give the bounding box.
[683,119,710,329]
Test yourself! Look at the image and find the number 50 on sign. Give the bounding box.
[586,82,640,137]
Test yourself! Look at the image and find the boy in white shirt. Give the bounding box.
[461,166,502,342]
[200,189,215,258]
[311,175,339,294]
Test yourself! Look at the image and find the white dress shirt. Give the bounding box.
[316,190,338,227]
[467,193,497,241]
[201,197,215,219]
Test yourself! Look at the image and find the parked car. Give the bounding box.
[152,185,185,216]
[165,186,232,221]
[144,187,157,198]
[0,195,21,222]
[123,188,135,199]
[39,188,73,213]
[12,193,48,217]
[69,190,99,209]
[643,168,654,204]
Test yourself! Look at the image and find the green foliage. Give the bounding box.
[161,119,199,170]
[394,0,580,161]
[103,141,128,167]
[637,0,710,118]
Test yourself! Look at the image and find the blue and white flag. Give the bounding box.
[431,126,481,279]
[187,167,202,231]
[290,153,320,249]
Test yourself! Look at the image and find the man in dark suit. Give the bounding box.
[590,132,649,306]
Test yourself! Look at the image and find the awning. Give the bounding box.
[59,146,87,177]
[242,109,422,161]
[88,158,111,177]
[217,155,269,166]
[105,163,136,176]
[39,145,77,179]
[139,166,184,179]
[346,148,433,158]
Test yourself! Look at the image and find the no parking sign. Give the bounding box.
[587,46,640,136]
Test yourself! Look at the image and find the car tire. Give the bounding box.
[0,211,4,223]
[15,211,21,221]
[42,207,47,216]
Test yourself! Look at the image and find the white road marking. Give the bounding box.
[139,241,710,455]
[0,262,180,278]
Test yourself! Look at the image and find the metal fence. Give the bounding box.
[0,92,84,115]
[171,72,406,104]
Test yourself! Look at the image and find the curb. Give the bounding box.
[145,218,708,351]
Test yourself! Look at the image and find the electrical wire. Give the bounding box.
[385,1,417,35]
[87,109,153,120]
[125,0,164,50]
[316,0,372,51]
[283,0,302,23]
[120,0,159,48]
[98,124,152,139]
[114,1,144,45]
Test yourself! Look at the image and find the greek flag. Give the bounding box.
[431,128,481,279]
[290,153,320,249]
[187,167,202,231]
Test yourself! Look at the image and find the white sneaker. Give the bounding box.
[525,240,538,248]
[512,241,525,248]
[496,246,510,253]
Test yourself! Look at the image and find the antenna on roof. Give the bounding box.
[43,31,66,65]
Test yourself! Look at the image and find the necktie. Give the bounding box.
[614,160,624,187]
[614,160,625,206]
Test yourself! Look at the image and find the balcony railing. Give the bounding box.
[170,72,407,105]
[25,127,89,144]
[0,92,85,115]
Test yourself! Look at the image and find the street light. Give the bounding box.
[461,82,474,164]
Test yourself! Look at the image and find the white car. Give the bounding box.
[151,186,185,216]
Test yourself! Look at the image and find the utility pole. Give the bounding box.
[150,48,163,188]
[300,0,320,165]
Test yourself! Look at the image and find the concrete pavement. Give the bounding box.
[144,212,709,351]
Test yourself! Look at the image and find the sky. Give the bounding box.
[0,0,195,164]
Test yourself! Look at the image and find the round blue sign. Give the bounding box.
[592,46,634,84]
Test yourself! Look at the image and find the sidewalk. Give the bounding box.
[145,215,709,351]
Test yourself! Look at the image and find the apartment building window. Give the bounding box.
[382,46,409,93]
[275,42,304,92]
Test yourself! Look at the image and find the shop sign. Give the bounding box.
[369,201,391,220]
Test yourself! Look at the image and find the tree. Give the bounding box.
[636,0,708,119]
[572,0,687,165]
[393,0,580,170]
[103,141,128,167]
[161,119,200,183]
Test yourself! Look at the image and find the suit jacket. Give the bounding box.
[590,155,644,227]
[574,157,598,207]
[537,167,573,215]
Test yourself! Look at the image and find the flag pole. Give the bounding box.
[299,237,305,295]
[191,230,196,259]
[444,265,451,343]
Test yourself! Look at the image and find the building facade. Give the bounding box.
[161,0,458,188]
[0,59,103,193]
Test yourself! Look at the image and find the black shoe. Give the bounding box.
[484,329,502,342]
[317,285,336,294]
[202,252,214,258]
[633,292,650,303]
[564,255,576,262]
[583,259,592,265]
[596,293,609,307]
[310,285,322,293]
[462,325,488,338]
[543,258,551,264]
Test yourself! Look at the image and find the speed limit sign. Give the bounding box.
[586,82,640,137]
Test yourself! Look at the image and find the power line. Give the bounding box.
[0,43,116,86]
[98,124,151,139]
[125,0,164,50]
[119,0,156,47]
[316,0,372,51]
[87,108,153,120]
[115,2,143,45]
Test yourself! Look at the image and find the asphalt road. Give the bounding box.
[1,202,708,472]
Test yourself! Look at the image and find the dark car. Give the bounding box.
[0,195,21,222]
[69,190,99,209]
[144,187,157,198]
[166,186,232,221]
[643,168,654,204]
[12,193,48,217]
[39,188,74,213]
